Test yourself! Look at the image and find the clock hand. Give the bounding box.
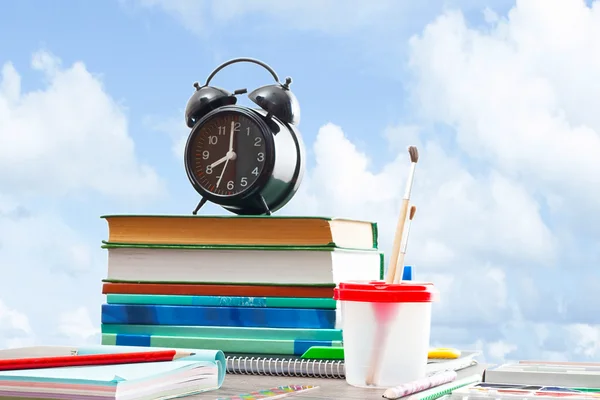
[216,158,229,188]
[217,121,236,188]
[210,154,229,169]
[228,120,235,151]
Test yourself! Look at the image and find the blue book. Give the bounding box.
[101,304,336,329]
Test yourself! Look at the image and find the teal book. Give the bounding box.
[101,324,343,341]
[102,333,343,356]
[106,294,336,309]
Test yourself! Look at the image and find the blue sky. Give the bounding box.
[2,0,600,362]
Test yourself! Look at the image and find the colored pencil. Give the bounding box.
[383,370,457,399]
[406,374,482,400]
[0,349,193,371]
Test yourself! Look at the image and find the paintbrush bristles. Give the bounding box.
[408,146,419,163]
[409,205,417,220]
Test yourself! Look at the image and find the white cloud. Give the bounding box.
[395,0,600,358]
[0,196,94,275]
[0,51,164,200]
[407,0,600,214]
[488,340,517,360]
[0,299,35,349]
[124,0,514,39]
[125,0,404,36]
[276,0,600,361]
[286,123,556,270]
[283,124,533,348]
[566,324,600,358]
[144,115,188,159]
[56,307,101,346]
[0,51,165,347]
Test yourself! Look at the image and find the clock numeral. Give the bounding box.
[218,126,226,135]
[252,167,259,176]
[254,137,262,146]
[233,122,241,131]
[227,180,234,190]
[257,152,264,162]
[202,150,209,160]
[208,135,218,145]
[246,127,251,136]
[206,165,213,174]
[240,177,248,187]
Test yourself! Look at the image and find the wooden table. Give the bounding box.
[195,364,487,399]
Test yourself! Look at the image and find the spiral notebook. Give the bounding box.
[225,351,479,379]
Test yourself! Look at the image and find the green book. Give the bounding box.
[101,324,343,341]
[102,334,343,356]
[101,214,378,250]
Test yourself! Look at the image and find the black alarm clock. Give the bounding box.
[183,57,305,216]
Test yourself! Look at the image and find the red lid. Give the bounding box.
[334,280,439,303]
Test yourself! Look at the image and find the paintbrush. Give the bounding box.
[386,146,419,284]
[393,205,417,284]
[366,146,419,386]
[365,205,417,385]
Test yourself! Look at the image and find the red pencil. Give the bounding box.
[0,350,195,371]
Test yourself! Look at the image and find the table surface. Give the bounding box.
[194,363,487,399]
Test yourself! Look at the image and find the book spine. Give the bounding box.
[226,356,345,379]
[103,242,337,251]
[101,304,336,329]
[371,222,379,249]
[102,283,335,298]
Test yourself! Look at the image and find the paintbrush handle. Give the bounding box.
[386,198,409,284]
[392,251,407,284]
[393,215,415,283]
[365,323,387,385]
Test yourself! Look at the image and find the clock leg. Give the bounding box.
[257,194,272,216]
[192,197,208,215]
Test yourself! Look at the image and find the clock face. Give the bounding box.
[188,111,268,196]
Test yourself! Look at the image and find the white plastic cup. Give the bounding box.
[334,280,439,388]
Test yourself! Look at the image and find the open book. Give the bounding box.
[0,345,225,400]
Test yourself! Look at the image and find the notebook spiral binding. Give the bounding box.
[225,356,345,379]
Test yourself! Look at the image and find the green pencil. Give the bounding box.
[406,374,482,400]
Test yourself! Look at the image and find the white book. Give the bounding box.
[105,246,383,285]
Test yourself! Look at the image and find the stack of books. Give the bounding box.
[100,215,382,357]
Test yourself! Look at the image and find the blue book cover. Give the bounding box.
[101,304,336,329]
